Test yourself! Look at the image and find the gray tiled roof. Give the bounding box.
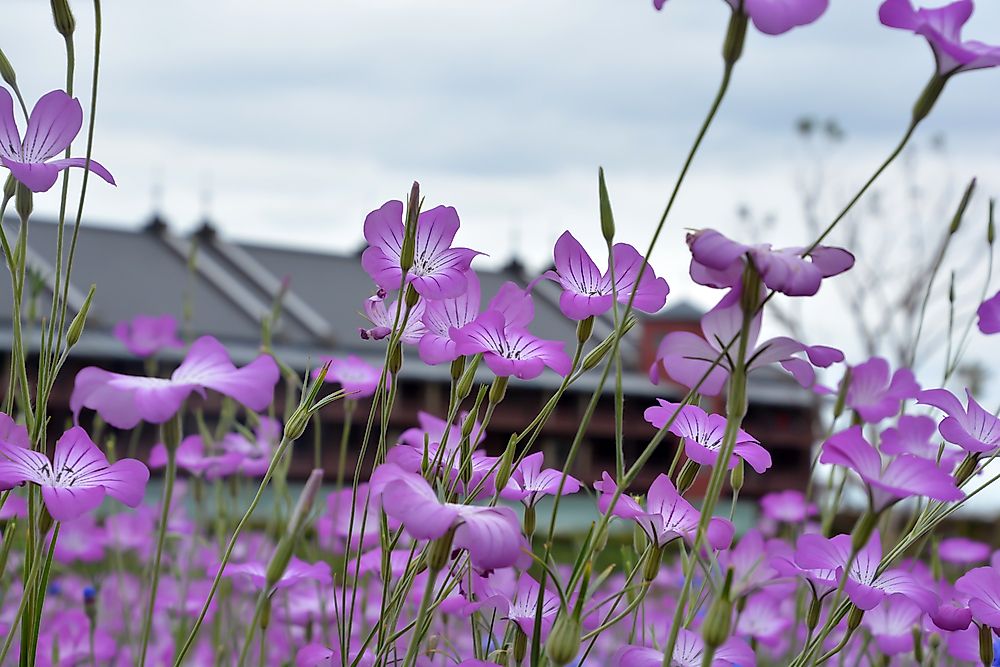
[0,217,814,406]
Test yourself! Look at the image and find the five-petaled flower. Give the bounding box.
[918,388,1000,454]
[880,0,1000,75]
[0,426,148,521]
[0,88,115,192]
[361,200,481,300]
[112,314,184,358]
[451,310,572,380]
[543,231,669,321]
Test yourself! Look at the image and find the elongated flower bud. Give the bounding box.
[15,183,32,221]
[49,0,76,37]
[702,569,735,650]
[722,9,749,66]
[847,605,864,632]
[851,511,878,553]
[581,317,636,371]
[598,167,615,243]
[955,453,979,485]
[730,458,744,495]
[388,342,403,375]
[494,436,517,492]
[989,199,996,246]
[677,460,700,494]
[833,368,851,420]
[400,182,421,273]
[285,364,329,441]
[643,544,664,582]
[455,355,480,401]
[980,623,994,666]
[806,596,821,632]
[427,526,457,572]
[0,49,17,88]
[286,469,324,538]
[161,413,183,453]
[405,284,420,308]
[66,284,96,348]
[489,646,510,667]
[523,504,536,536]
[949,178,976,235]
[576,316,594,344]
[912,626,923,663]
[545,612,582,666]
[450,356,466,383]
[489,376,508,405]
[513,626,528,663]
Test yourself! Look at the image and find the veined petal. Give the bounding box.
[22,90,82,162]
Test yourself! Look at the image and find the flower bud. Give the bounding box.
[545,612,582,666]
[513,625,528,663]
[523,505,536,536]
[400,182,421,273]
[806,596,821,632]
[949,177,976,235]
[988,199,995,246]
[833,368,851,420]
[388,342,403,375]
[643,544,664,582]
[581,317,636,371]
[702,568,735,650]
[576,316,594,345]
[3,175,15,202]
[847,605,864,632]
[850,511,878,553]
[730,458,744,495]
[489,376,508,405]
[286,469,324,539]
[722,9,749,66]
[955,453,979,485]
[405,284,420,308]
[427,526,457,572]
[676,460,699,494]
[0,49,17,88]
[450,356,466,383]
[494,436,517,492]
[912,74,948,125]
[161,413,183,453]
[49,0,76,37]
[66,284,96,348]
[489,646,510,667]
[15,183,32,221]
[598,167,615,243]
[980,623,994,667]
[912,625,923,662]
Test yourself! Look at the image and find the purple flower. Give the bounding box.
[419,272,534,365]
[369,463,527,570]
[318,483,381,553]
[220,417,281,477]
[736,592,792,647]
[918,388,1000,453]
[388,411,496,493]
[451,310,572,380]
[361,200,481,299]
[880,0,1000,74]
[955,567,1000,628]
[687,228,853,297]
[880,415,961,464]
[54,514,107,563]
[504,574,560,639]
[939,537,991,565]
[845,357,920,423]
[650,287,842,396]
[149,435,242,480]
[795,531,938,612]
[112,314,184,358]
[643,400,771,473]
[653,0,828,36]
[759,490,816,524]
[819,426,962,510]
[0,426,148,521]
[978,289,1000,334]
[0,88,115,193]
[543,231,669,320]
[315,355,383,398]
[614,630,754,667]
[500,452,581,507]
[594,472,734,550]
[71,335,280,429]
[400,410,485,450]
[864,595,923,655]
[359,293,427,343]
[224,557,332,593]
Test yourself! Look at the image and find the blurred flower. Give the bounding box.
[880,415,961,464]
[359,293,426,343]
[595,472,734,550]
[501,452,581,507]
[369,463,526,570]
[955,566,1000,627]
[224,557,332,594]
[220,417,281,477]
[543,231,668,320]
[614,629,754,667]
[361,200,481,299]
[0,426,148,521]
[644,400,771,473]
[0,88,115,192]
[452,310,572,380]
[939,537,991,565]
[71,336,279,429]
[112,314,184,358]
[820,425,962,510]
[149,435,242,480]
[845,357,920,423]
[650,286,842,396]
[880,0,1000,74]
[687,228,853,297]
[315,354,383,398]
[759,490,816,524]
[864,595,922,655]
[977,289,1000,334]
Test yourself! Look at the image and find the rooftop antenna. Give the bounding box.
[144,166,167,233]
[197,171,216,237]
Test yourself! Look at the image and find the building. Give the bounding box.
[0,216,816,497]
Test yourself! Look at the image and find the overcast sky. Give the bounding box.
[3,0,1000,365]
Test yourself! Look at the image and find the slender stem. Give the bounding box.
[138,441,177,665]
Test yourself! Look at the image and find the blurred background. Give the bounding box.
[2,0,1000,520]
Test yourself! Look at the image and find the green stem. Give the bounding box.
[137,440,177,665]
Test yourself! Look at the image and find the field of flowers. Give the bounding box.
[1,0,999,665]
